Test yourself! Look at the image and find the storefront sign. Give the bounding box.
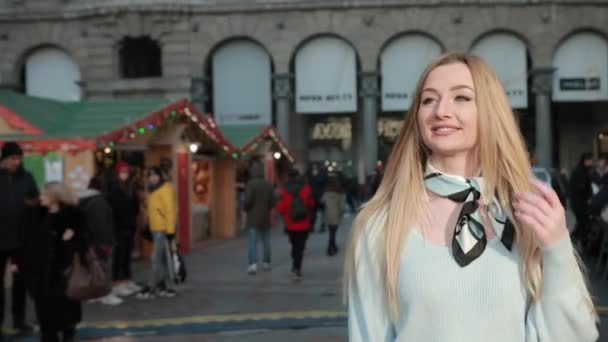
[213,40,272,125]
[553,33,608,102]
[559,78,601,91]
[472,33,528,108]
[311,119,352,140]
[296,37,357,114]
[381,34,441,111]
[378,118,403,140]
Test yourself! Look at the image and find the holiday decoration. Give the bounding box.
[240,126,295,163]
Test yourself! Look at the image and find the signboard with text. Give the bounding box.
[213,41,272,125]
[296,37,357,114]
[381,35,441,111]
[472,33,528,108]
[553,33,608,102]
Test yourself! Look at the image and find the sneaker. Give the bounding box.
[290,268,303,282]
[113,283,138,297]
[158,288,177,298]
[136,287,156,300]
[100,294,124,306]
[261,263,271,271]
[247,264,258,275]
[126,281,143,293]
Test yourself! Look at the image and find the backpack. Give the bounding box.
[288,186,308,222]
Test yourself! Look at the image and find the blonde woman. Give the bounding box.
[345,52,598,341]
[24,182,85,342]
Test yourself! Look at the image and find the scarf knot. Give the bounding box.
[424,166,515,267]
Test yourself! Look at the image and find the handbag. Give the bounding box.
[64,248,112,300]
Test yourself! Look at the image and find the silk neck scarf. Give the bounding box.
[423,163,515,266]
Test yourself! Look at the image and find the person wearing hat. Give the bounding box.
[0,141,39,338]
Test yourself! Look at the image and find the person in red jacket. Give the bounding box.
[277,169,315,281]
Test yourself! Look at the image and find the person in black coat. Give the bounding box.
[570,153,594,245]
[27,182,87,342]
[0,142,38,337]
[107,161,142,296]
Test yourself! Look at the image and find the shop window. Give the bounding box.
[118,36,162,78]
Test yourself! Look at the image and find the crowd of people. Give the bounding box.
[569,153,608,258]
[244,161,356,281]
[0,141,181,341]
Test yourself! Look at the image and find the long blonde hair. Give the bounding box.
[345,52,545,318]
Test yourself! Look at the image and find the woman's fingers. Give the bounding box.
[514,192,552,218]
[530,178,562,210]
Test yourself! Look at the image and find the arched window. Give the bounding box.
[23,47,82,101]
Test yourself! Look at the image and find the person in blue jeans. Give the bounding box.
[244,162,276,274]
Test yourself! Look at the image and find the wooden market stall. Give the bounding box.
[97,100,242,247]
[219,125,295,231]
[0,91,241,255]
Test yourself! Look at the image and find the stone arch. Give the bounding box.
[377,32,444,112]
[470,29,533,66]
[207,37,275,126]
[19,45,83,101]
[8,23,87,84]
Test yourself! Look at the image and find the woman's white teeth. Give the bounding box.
[436,127,456,132]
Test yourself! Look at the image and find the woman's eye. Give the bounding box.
[422,98,436,105]
[455,95,472,102]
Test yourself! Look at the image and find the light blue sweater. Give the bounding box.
[348,215,599,341]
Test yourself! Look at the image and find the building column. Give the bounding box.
[530,67,556,168]
[190,77,210,113]
[359,71,380,179]
[273,73,293,147]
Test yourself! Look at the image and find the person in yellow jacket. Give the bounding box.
[136,166,177,300]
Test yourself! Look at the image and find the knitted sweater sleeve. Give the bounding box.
[348,219,396,342]
[525,236,599,342]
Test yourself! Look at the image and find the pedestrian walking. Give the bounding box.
[108,161,142,297]
[307,164,327,233]
[136,166,177,299]
[570,153,594,247]
[0,142,38,338]
[592,154,608,190]
[244,162,276,275]
[321,176,344,256]
[277,169,315,282]
[33,182,87,342]
[345,52,598,341]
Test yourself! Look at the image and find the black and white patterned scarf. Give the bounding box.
[424,163,515,266]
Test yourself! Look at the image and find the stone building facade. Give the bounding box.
[0,0,607,180]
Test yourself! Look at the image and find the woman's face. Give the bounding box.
[40,191,55,208]
[417,62,479,158]
[118,169,129,182]
[149,173,160,185]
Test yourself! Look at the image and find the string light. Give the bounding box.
[129,132,136,139]
[138,127,145,134]
[104,147,111,154]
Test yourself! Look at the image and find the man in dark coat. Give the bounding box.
[307,164,327,233]
[0,142,38,337]
[570,153,594,246]
[244,162,276,275]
